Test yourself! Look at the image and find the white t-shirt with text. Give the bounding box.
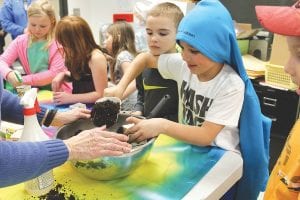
[158,53,245,152]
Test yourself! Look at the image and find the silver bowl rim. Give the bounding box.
[55,118,156,158]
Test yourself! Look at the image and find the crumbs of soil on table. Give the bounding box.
[38,183,77,200]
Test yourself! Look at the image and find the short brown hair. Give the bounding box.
[147,2,184,29]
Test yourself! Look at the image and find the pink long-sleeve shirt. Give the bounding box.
[0,34,68,86]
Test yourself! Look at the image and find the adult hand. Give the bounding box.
[51,108,91,127]
[52,72,66,92]
[64,126,132,160]
[125,117,163,142]
[6,71,22,88]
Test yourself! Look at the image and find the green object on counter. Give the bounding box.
[0,131,6,140]
[0,129,14,140]
[237,39,249,55]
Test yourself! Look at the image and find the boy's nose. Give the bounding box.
[150,35,158,42]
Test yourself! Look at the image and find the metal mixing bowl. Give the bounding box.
[56,112,155,181]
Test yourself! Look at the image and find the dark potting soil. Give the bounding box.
[91,99,120,127]
[74,160,107,169]
[38,183,76,200]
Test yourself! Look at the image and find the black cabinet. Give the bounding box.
[251,79,300,171]
[252,80,300,137]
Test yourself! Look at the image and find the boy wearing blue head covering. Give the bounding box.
[107,1,271,199]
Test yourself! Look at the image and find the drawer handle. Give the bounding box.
[263,97,277,107]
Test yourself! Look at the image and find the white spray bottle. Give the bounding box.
[19,88,54,196]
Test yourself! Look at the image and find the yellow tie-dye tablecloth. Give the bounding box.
[0,90,230,199]
[0,134,226,200]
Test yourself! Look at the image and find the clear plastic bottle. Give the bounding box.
[19,88,54,196]
[23,171,54,196]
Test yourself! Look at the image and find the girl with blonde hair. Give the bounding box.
[0,0,69,91]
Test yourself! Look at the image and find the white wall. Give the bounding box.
[49,0,60,19]
[67,0,138,43]
[67,0,195,44]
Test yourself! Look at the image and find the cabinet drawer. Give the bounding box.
[252,81,299,137]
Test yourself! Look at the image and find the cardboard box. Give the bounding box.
[235,23,259,39]
[269,34,290,66]
[266,34,297,90]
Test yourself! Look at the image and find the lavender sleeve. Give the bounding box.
[0,140,69,187]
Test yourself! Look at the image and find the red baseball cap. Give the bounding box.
[255,1,300,36]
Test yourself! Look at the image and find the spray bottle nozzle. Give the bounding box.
[20,88,40,115]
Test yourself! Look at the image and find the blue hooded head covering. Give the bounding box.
[176,1,271,199]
